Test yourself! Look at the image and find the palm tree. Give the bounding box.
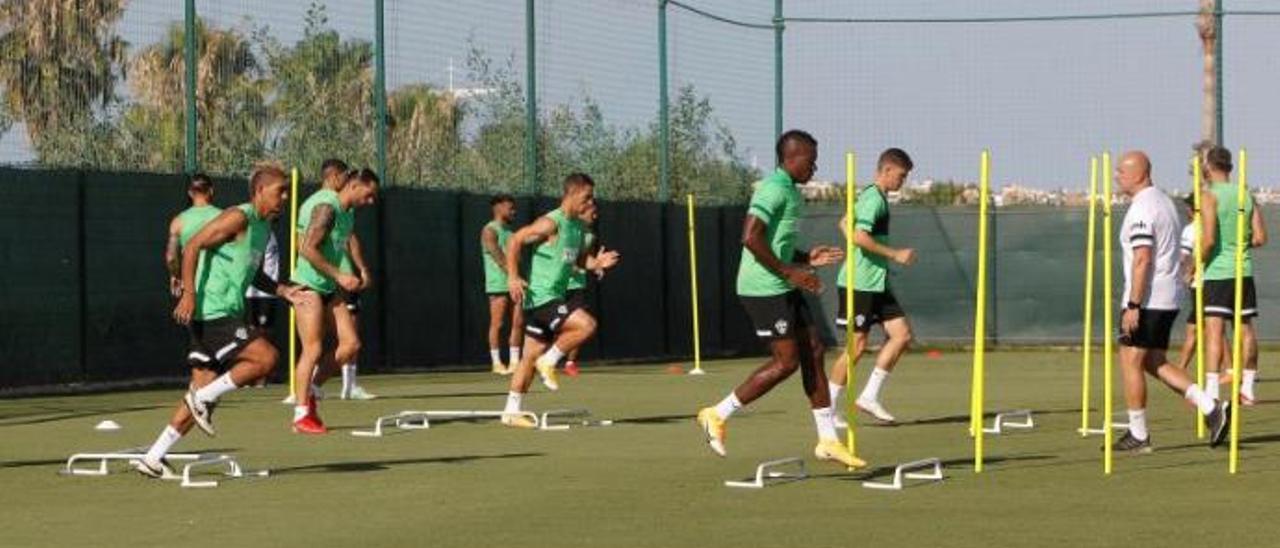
[0,0,127,161]
[1196,0,1219,149]
[121,19,267,173]
[386,84,461,186]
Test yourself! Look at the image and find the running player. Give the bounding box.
[136,164,298,477]
[1198,146,1267,405]
[1112,151,1228,453]
[827,148,917,426]
[695,130,863,468]
[499,174,620,428]
[562,203,603,377]
[289,168,380,434]
[482,194,522,375]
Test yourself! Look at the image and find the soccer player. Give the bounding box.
[1197,146,1267,405]
[562,203,603,377]
[164,174,222,390]
[827,148,918,426]
[1112,151,1228,453]
[695,130,863,468]
[499,174,620,428]
[136,164,298,477]
[482,194,523,375]
[337,225,376,399]
[289,168,380,434]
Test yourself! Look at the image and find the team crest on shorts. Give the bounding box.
[557,304,568,315]
[855,315,866,328]
[774,319,789,335]
[235,327,249,340]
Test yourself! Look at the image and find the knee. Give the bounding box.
[898,328,914,347]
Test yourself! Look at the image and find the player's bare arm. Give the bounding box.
[741,214,819,293]
[506,216,558,304]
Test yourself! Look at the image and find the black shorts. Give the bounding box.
[740,291,814,340]
[1185,292,1198,325]
[835,287,906,333]
[187,317,260,370]
[300,286,337,306]
[1118,309,1178,350]
[525,299,580,342]
[247,296,276,329]
[343,291,362,314]
[565,288,587,311]
[1203,278,1258,319]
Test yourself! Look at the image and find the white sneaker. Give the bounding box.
[281,393,296,405]
[855,398,896,424]
[343,385,377,400]
[133,456,175,479]
[183,390,216,436]
[535,361,560,391]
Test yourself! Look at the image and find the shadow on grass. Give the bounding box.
[610,409,785,426]
[0,404,170,427]
[814,454,1059,485]
[894,407,1077,428]
[360,391,511,402]
[271,452,544,475]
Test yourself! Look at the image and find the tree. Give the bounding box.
[1196,0,1219,150]
[119,18,267,174]
[259,2,373,181]
[0,0,128,166]
[386,83,462,187]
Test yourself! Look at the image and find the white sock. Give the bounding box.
[714,392,743,420]
[827,382,845,413]
[342,364,356,391]
[1127,408,1148,441]
[858,368,890,403]
[813,407,838,441]
[1185,384,1216,415]
[1206,373,1220,400]
[509,346,521,365]
[1243,369,1257,398]
[504,391,523,414]
[193,374,237,404]
[144,425,182,463]
[490,349,502,365]
[293,405,309,422]
[536,345,565,368]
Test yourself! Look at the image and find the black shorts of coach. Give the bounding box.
[1118,308,1179,350]
[740,290,815,340]
[835,287,906,333]
[247,296,276,329]
[524,299,581,343]
[187,317,261,370]
[1202,277,1259,320]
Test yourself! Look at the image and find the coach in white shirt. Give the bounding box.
[1113,150,1229,453]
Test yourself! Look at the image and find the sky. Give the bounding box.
[2,0,1277,190]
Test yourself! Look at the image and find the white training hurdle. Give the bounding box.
[350,410,541,437]
[723,457,807,489]
[62,447,267,488]
[862,458,944,491]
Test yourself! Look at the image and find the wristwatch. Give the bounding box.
[1125,301,1141,310]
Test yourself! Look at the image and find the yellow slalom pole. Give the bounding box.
[687,193,705,376]
[1193,156,1207,439]
[1080,156,1098,437]
[287,168,299,398]
[972,150,990,473]
[844,151,857,458]
[1102,152,1114,475]
[1229,149,1247,474]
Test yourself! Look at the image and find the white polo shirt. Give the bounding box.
[1120,185,1181,310]
[1180,221,1198,290]
[246,232,280,299]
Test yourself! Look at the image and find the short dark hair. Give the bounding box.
[775,129,818,163]
[490,193,515,207]
[250,162,288,193]
[350,168,380,186]
[189,172,213,194]
[321,158,349,177]
[563,173,595,194]
[1204,146,1232,174]
[878,148,914,171]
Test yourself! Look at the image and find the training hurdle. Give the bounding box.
[538,408,613,430]
[723,457,807,489]
[62,448,267,488]
[862,458,944,491]
[351,410,539,437]
[980,409,1035,435]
